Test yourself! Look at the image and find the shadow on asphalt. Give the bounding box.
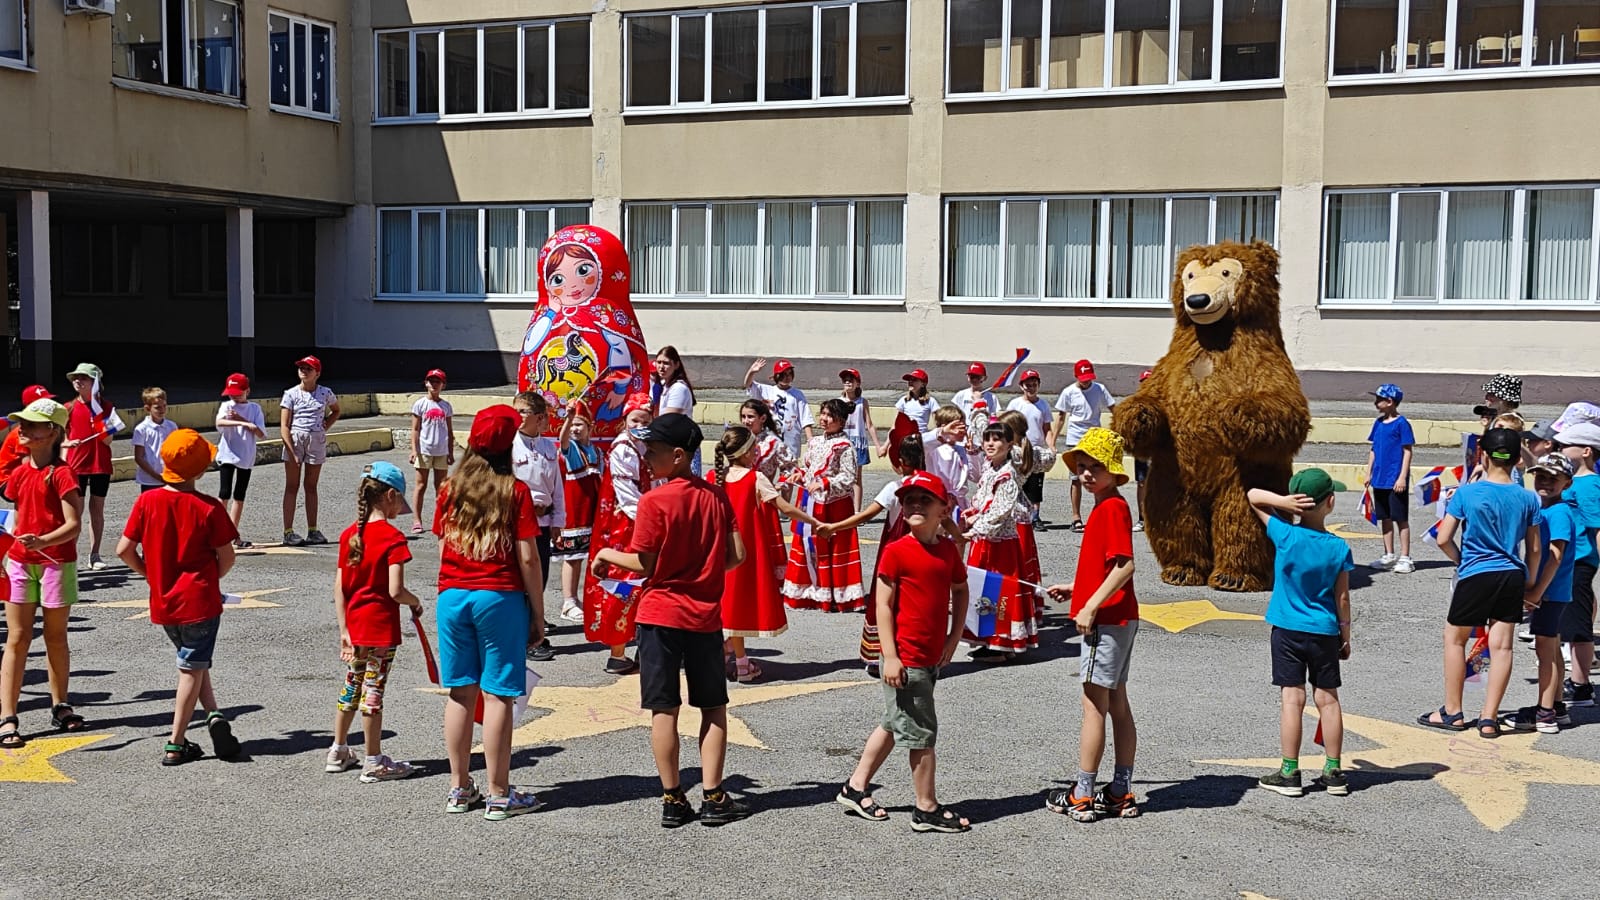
[1142,774,1257,812]
[404,746,565,782]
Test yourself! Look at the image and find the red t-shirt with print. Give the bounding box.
[629,477,736,634]
[434,479,539,592]
[1070,494,1139,626]
[339,519,414,647]
[876,533,966,668]
[5,463,81,565]
[122,487,239,626]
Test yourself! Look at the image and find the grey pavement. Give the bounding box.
[0,451,1592,899]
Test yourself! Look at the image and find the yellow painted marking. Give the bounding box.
[1326,523,1383,541]
[0,733,112,783]
[96,588,289,620]
[1239,893,1280,900]
[1201,711,1600,832]
[1140,599,1263,633]
[237,545,316,556]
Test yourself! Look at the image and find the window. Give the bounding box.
[55,223,142,295]
[256,220,317,296]
[1331,0,1600,78]
[945,192,1277,303]
[947,0,1281,97]
[1,1,26,67]
[1322,186,1600,306]
[269,11,335,116]
[624,1,908,111]
[374,19,590,121]
[625,199,905,300]
[173,222,227,296]
[377,205,591,298]
[113,0,241,98]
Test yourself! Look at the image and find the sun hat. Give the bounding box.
[1556,422,1600,450]
[65,363,102,381]
[1288,467,1346,503]
[1529,453,1576,480]
[1368,383,1403,402]
[635,413,702,452]
[967,362,987,377]
[468,405,520,455]
[1554,402,1600,432]
[1065,427,1129,485]
[896,470,948,504]
[9,398,68,428]
[221,373,250,398]
[159,429,216,484]
[364,461,414,513]
[1481,373,1522,405]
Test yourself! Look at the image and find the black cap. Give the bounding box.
[635,412,703,452]
[1473,404,1497,418]
[1482,427,1521,462]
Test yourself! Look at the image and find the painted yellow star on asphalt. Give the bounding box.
[1200,711,1600,831]
[1141,599,1264,633]
[1326,523,1383,541]
[0,732,112,783]
[95,588,290,620]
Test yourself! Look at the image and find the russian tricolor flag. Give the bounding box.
[965,566,1016,638]
[599,577,644,600]
[1359,489,1379,525]
[1415,467,1447,506]
[1465,627,1491,683]
[991,348,1031,389]
[793,488,818,582]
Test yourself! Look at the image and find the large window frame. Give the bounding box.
[943,191,1279,306]
[1,0,27,70]
[269,10,337,119]
[373,19,591,123]
[622,0,910,114]
[112,0,243,100]
[1330,0,1600,83]
[944,0,1285,101]
[624,199,907,303]
[375,204,591,301]
[1321,185,1600,309]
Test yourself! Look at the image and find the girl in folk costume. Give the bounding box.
[553,400,603,625]
[961,421,1039,661]
[714,427,822,683]
[782,398,865,613]
[582,394,656,675]
[838,368,879,510]
[741,399,795,486]
[999,409,1051,619]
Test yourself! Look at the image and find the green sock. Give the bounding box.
[1280,757,1298,776]
[1323,756,1341,774]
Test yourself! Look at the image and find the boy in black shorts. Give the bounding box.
[591,413,748,828]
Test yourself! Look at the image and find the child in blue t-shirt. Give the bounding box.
[1556,422,1600,707]
[1363,383,1415,574]
[1247,469,1355,798]
[1503,454,1578,734]
[1420,428,1542,739]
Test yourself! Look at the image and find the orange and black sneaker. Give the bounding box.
[1044,787,1099,823]
[1094,786,1140,819]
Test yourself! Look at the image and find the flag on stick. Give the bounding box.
[965,566,1020,638]
[992,348,1032,389]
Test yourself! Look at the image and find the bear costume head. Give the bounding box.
[1173,240,1285,343]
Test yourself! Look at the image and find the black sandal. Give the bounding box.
[1477,717,1502,739]
[0,714,23,748]
[207,713,241,759]
[162,740,204,766]
[836,783,889,821]
[911,804,971,833]
[50,703,86,733]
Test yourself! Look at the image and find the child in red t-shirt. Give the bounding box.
[1046,427,1140,823]
[591,413,749,829]
[837,471,972,833]
[117,429,241,765]
[328,461,421,784]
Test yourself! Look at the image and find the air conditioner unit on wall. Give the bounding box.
[64,0,115,17]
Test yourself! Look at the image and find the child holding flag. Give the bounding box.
[585,394,656,675]
[836,471,972,833]
[1246,470,1355,797]
[999,410,1049,616]
[1363,383,1415,574]
[1502,454,1577,734]
[960,420,1036,662]
[63,363,120,569]
[553,401,603,626]
[782,399,864,613]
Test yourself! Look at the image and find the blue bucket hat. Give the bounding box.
[1368,383,1403,402]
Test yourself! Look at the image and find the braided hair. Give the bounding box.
[714,426,759,485]
[344,474,392,567]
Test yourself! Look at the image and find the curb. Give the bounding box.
[106,427,395,484]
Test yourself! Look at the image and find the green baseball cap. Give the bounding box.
[1288,467,1346,503]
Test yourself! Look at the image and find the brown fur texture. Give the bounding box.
[1111,242,1310,592]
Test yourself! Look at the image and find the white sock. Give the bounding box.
[365,754,381,766]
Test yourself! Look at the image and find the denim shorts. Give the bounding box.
[436,588,530,697]
[164,616,222,671]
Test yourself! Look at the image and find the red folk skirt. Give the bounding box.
[584,485,640,647]
[781,495,865,613]
[961,536,1038,652]
[721,474,789,638]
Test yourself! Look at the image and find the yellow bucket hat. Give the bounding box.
[1066,427,1129,485]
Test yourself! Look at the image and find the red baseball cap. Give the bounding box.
[19,385,52,405]
[296,355,322,372]
[221,373,250,397]
[902,368,929,383]
[468,405,520,455]
[895,470,948,504]
[1138,369,1153,382]
[773,359,795,376]
[425,368,447,384]
[1074,359,1096,379]
[1020,369,1041,383]
[967,362,987,377]
[839,368,861,381]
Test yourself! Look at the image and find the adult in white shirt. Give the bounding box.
[1005,370,1052,523]
[951,361,998,449]
[1048,359,1117,530]
[512,392,570,659]
[653,345,701,475]
[744,357,814,458]
[893,368,941,433]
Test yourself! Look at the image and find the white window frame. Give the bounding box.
[942,191,1279,307]
[372,18,592,124]
[943,0,1286,102]
[111,0,244,99]
[624,198,908,304]
[374,204,592,302]
[1320,184,1600,310]
[0,0,28,71]
[1329,0,1600,84]
[621,0,911,116]
[268,10,338,120]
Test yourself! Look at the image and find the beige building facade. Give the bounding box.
[7,1,1600,398]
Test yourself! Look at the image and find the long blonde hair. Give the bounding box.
[440,448,517,560]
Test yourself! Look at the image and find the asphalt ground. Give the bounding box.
[0,450,1595,899]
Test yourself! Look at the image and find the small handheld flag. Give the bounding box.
[991,348,1032,389]
[1465,627,1491,683]
[965,566,1020,638]
[793,488,819,584]
[0,509,13,534]
[411,609,442,686]
[1415,467,1446,506]
[598,576,644,600]
[1359,488,1379,526]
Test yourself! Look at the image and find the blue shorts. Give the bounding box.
[436,588,530,697]
[164,616,221,671]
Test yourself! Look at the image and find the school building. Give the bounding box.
[4,1,1599,399]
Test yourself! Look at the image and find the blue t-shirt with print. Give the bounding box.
[1264,516,1354,636]
[1367,416,1416,488]
[1562,474,1600,566]
[1445,481,1543,579]
[1537,500,1579,603]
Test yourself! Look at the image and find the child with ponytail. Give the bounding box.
[781,398,865,613]
[740,398,795,486]
[999,409,1048,619]
[961,421,1039,662]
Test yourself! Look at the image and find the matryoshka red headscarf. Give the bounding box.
[517,225,652,445]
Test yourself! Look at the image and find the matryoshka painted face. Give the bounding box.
[545,246,602,308]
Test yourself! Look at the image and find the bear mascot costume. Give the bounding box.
[517,224,651,446]
[1111,241,1310,592]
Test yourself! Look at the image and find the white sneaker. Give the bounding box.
[1133,521,1145,533]
[560,600,584,623]
[359,755,417,783]
[89,553,107,571]
[1518,627,1535,643]
[1393,556,1415,574]
[1368,554,1397,570]
[324,745,359,773]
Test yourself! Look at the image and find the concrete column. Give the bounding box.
[902,0,948,360]
[1277,0,1331,362]
[226,206,256,375]
[589,7,624,236]
[16,190,53,383]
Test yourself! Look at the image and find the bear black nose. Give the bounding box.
[1185,294,1211,310]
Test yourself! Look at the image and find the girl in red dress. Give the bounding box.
[582,393,654,675]
[1000,409,1049,623]
[781,399,864,613]
[961,420,1039,660]
[713,427,821,682]
[553,401,603,624]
